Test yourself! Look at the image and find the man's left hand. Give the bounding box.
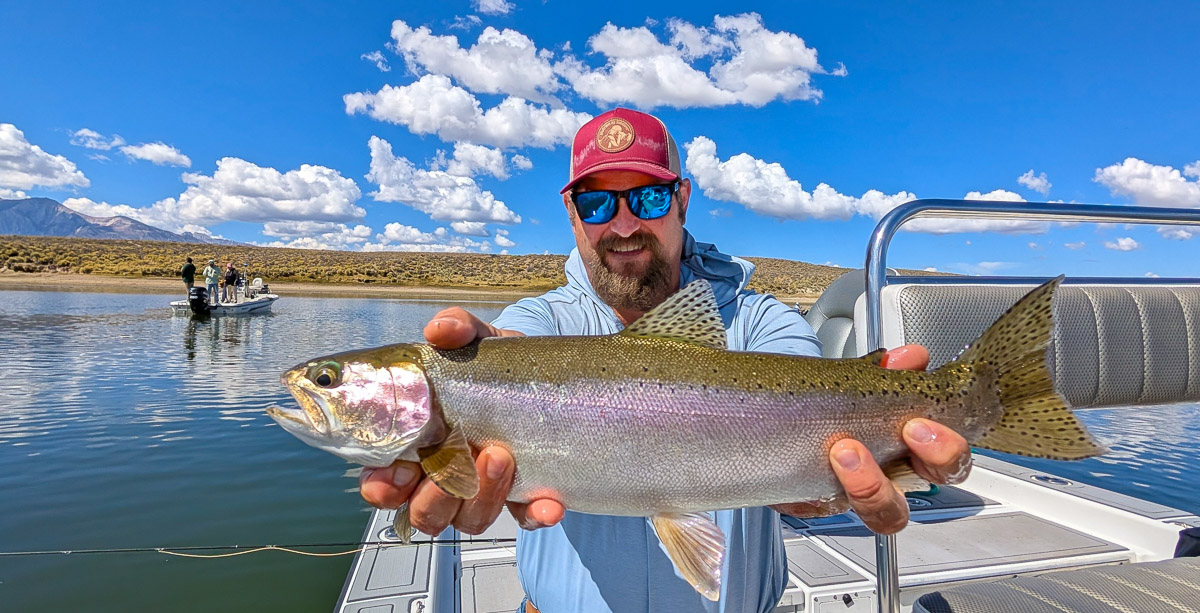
[771,344,973,535]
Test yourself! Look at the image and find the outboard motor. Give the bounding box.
[188,286,210,316]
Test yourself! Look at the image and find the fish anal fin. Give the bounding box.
[882,461,931,494]
[859,348,887,366]
[650,512,726,601]
[392,502,413,544]
[620,280,726,350]
[418,425,479,499]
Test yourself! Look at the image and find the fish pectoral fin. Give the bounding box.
[418,425,480,499]
[392,502,413,544]
[882,460,931,494]
[650,512,726,601]
[620,280,727,350]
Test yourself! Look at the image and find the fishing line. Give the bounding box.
[0,538,518,559]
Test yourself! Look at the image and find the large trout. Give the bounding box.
[268,276,1104,600]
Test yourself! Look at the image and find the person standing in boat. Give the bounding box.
[223,262,239,304]
[359,108,973,613]
[202,259,220,306]
[180,257,196,294]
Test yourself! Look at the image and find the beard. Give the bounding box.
[583,232,675,312]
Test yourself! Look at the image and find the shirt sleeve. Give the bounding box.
[737,294,823,357]
[491,296,558,337]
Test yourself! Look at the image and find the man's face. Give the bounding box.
[564,170,691,313]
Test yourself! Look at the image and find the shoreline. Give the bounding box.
[0,272,546,302]
[0,272,821,305]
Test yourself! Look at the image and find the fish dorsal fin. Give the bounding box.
[418,424,479,499]
[651,512,726,601]
[620,280,726,350]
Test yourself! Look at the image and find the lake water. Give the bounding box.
[0,289,1197,612]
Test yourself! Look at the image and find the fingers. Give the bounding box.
[829,439,909,535]
[453,447,516,535]
[407,474,465,535]
[360,447,529,537]
[359,462,420,509]
[508,499,566,531]
[880,344,930,370]
[904,418,973,485]
[424,307,524,349]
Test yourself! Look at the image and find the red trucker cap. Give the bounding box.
[561,108,681,193]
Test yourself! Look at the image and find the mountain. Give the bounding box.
[0,198,238,245]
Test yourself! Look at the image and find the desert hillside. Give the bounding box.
[0,235,859,301]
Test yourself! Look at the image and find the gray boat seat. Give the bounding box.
[912,556,1200,613]
[857,281,1200,409]
[805,268,879,358]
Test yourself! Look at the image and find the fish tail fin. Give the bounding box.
[939,276,1107,460]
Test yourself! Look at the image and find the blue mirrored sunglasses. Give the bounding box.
[571,183,678,224]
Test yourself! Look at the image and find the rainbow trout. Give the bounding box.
[268,276,1104,600]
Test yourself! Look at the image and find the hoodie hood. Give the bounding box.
[563,230,755,314]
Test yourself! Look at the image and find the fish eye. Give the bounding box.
[309,363,341,388]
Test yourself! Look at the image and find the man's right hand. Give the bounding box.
[357,308,566,536]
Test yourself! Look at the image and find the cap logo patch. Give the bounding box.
[595,118,635,153]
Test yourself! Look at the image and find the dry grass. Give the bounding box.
[0,235,884,300]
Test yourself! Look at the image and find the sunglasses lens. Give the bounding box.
[574,191,617,224]
[629,185,673,220]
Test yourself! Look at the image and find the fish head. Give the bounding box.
[268,346,440,467]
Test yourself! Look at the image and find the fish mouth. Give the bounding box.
[270,369,334,436]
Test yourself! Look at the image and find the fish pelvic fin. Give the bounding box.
[621,280,727,350]
[418,424,480,499]
[651,512,726,601]
[940,275,1107,460]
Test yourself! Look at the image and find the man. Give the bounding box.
[180,257,196,292]
[202,259,220,305]
[223,263,239,303]
[360,108,972,612]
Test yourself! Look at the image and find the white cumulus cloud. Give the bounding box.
[1157,226,1195,240]
[473,0,514,15]
[1065,241,1086,250]
[557,13,841,109]
[364,222,491,252]
[1,188,28,199]
[65,158,363,234]
[436,142,511,179]
[1104,237,1140,251]
[0,123,90,190]
[262,221,374,250]
[119,142,192,167]
[361,50,391,72]
[1017,169,1051,195]
[1094,157,1200,208]
[70,128,125,150]
[366,136,521,224]
[683,135,913,221]
[494,228,515,247]
[450,221,489,236]
[388,20,557,102]
[345,75,589,149]
[685,136,1060,235]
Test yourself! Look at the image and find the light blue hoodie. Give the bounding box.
[491,232,821,613]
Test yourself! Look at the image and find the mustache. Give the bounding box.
[597,232,662,255]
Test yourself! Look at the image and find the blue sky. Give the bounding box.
[2,1,1198,277]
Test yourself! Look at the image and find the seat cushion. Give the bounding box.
[912,557,1200,613]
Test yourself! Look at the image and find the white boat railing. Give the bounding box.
[861,199,1200,613]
